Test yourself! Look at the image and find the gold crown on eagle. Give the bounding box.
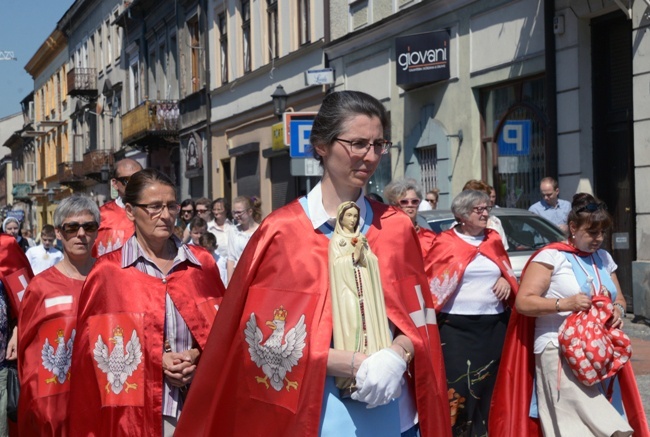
[273,305,288,321]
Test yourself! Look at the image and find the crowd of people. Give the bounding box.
[0,90,645,436]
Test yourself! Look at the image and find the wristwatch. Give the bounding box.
[613,302,626,316]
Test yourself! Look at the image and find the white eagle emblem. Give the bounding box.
[244,305,307,392]
[430,270,460,306]
[41,328,75,384]
[93,326,143,395]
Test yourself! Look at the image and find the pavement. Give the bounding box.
[624,315,650,419]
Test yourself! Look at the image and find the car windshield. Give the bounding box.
[426,214,565,253]
[499,215,565,252]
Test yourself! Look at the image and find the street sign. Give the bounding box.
[290,120,314,158]
[497,120,531,156]
[290,158,323,177]
[283,112,317,146]
[305,68,335,86]
[271,122,285,151]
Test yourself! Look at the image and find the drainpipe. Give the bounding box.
[202,0,212,198]
[544,0,558,178]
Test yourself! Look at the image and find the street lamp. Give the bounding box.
[47,188,55,203]
[100,163,110,183]
[271,85,288,120]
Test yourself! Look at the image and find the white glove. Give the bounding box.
[351,347,406,408]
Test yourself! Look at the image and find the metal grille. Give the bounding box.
[418,145,438,192]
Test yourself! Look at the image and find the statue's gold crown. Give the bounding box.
[113,326,124,337]
[273,305,287,321]
[57,328,64,338]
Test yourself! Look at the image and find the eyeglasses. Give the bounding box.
[576,203,606,214]
[196,208,209,214]
[335,138,392,155]
[60,221,99,235]
[181,208,195,215]
[115,176,131,185]
[232,210,247,216]
[426,198,437,204]
[132,202,182,217]
[399,199,421,207]
[472,206,493,214]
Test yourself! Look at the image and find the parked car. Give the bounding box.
[419,208,566,279]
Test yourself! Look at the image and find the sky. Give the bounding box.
[0,1,74,119]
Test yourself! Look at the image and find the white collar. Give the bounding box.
[116,196,125,209]
[306,181,367,230]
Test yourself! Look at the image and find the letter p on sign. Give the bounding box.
[497,120,531,156]
[290,120,314,158]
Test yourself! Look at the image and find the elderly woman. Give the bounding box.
[175,91,450,436]
[424,189,517,436]
[67,169,225,436]
[18,195,100,435]
[490,193,648,436]
[3,217,29,252]
[384,178,436,260]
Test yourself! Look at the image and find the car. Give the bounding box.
[418,207,566,279]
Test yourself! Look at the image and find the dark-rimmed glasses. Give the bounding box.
[399,199,421,207]
[335,138,392,155]
[60,221,99,235]
[576,203,606,214]
[181,208,195,215]
[132,202,182,217]
[472,206,493,214]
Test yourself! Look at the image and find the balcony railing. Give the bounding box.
[122,100,179,144]
[82,150,113,178]
[57,161,84,184]
[67,68,97,97]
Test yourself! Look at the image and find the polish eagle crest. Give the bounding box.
[41,328,75,384]
[93,326,142,394]
[244,306,307,391]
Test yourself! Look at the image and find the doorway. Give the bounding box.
[591,11,635,307]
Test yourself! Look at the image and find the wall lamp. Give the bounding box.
[271,85,288,120]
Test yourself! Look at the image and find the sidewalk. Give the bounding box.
[625,315,650,419]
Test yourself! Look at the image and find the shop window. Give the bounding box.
[418,145,437,193]
[480,76,548,209]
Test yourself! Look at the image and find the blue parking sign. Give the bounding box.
[497,120,531,156]
[290,120,314,158]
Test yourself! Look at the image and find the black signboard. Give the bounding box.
[396,30,450,88]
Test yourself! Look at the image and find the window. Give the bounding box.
[241,0,251,73]
[98,28,103,71]
[158,39,168,98]
[169,33,179,98]
[188,17,201,93]
[149,48,157,99]
[298,0,310,45]
[128,55,140,109]
[218,12,228,83]
[267,0,278,60]
[106,20,112,66]
[418,145,437,193]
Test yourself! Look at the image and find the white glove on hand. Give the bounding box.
[351,347,406,408]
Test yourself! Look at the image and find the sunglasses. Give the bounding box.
[60,221,99,235]
[181,209,195,214]
[115,176,131,185]
[399,199,421,207]
[576,203,606,214]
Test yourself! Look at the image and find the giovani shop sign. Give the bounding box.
[396,30,450,88]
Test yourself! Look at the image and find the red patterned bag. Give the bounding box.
[558,294,632,386]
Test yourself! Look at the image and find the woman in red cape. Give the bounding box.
[18,194,100,436]
[176,91,450,436]
[490,193,648,436]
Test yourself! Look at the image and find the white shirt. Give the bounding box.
[207,219,232,259]
[441,229,504,315]
[306,182,367,231]
[531,248,617,353]
[25,245,64,275]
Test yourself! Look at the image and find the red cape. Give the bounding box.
[489,242,649,436]
[92,200,135,257]
[175,200,451,436]
[0,234,34,318]
[417,226,436,260]
[424,228,518,311]
[67,244,224,437]
[18,267,82,436]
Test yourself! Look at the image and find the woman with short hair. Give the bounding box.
[67,169,225,436]
[18,194,100,435]
[424,189,517,436]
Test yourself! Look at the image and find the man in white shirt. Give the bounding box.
[25,225,63,275]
